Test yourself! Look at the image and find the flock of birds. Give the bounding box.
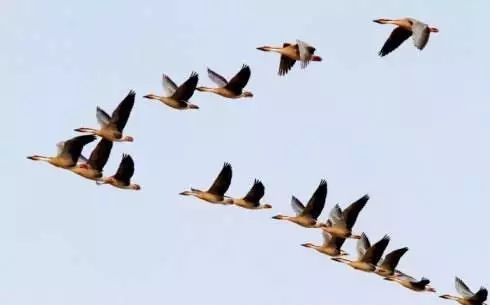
[27,16,486,305]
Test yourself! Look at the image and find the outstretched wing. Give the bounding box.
[87,139,113,171]
[206,68,228,87]
[114,154,135,185]
[162,74,178,96]
[172,72,199,101]
[96,107,111,127]
[243,179,265,205]
[225,64,251,94]
[207,162,232,196]
[59,135,97,164]
[379,247,409,272]
[342,194,369,229]
[110,90,135,132]
[302,179,327,219]
[378,27,412,57]
[455,277,475,299]
[291,196,305,216]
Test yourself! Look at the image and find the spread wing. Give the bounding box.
[469,288,488,303]
[357,232,370,258]
[342,194,369,229]
[378,27,412,57]
[207,162,232,196]
[162,74,178,96]
[114,154,135,185]
[172,72,199,101]
[225,64,251,95]
[302,179,327,219]
[243,179,265,205]
[278,43,296,76]
[87,139,113,171]
[110,90,135,132]
[456,277,475,299]
[291,196,305,215]
[96,107,111,127]
[59,135,96,164]
[379,247,409,272]
[411,21,431,50]
[206,68,228,87]
[361,235,390,264]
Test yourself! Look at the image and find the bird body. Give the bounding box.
[257,40,322,76]
[180,163,233,204]
[144,72,199,110]
[374,17,439,56]
[197,65,253,99]
[332,233,390,273]
[27,135,96,169]
[272,179,327,228]
[75,90,135,142]
[97,154,140,190]
[440,277,488,305]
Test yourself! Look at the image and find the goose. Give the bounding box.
[97,154,140,190]
[373,17,439,57]
[385,274,436,293]
[332,233,390,272]
[257,40,322,76]
[75,90,135,142]
[224,179,272,209]
[322,194,369,239]
[440,277,488,305]
[27,135,96,169]
[375,247,409,277]
[143,72,199,110]
[197,65,253,99]
[70,139,113,180]
[301,220,348,257]
[272,179,327,228]
[180,163,232,204]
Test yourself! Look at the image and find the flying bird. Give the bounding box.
[97,154,141,190]
[27,135,96,169]
[180,163,233,204]
[257,40,322,76]
[301,220,348,257]
[70,139,113,180]
[385,274,436,293]
[197,65,253,99]
[224,179,272,209]
[272,179,327,228]
[332,233,390,273]
[374,17,439,57]
[75,90,135,142]
[440,277,488,305]
[144,72,199,110]
[322,194,369,239]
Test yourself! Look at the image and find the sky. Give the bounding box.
[2,0,489,304]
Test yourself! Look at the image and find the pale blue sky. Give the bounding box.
[2,0,489,304]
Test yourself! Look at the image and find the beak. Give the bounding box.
[373,19,385,24]
[143,95,151,99]
[271,215,281,220]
